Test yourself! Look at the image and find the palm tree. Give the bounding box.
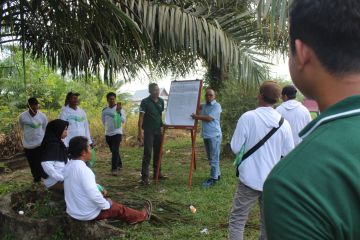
[0,0,289,86]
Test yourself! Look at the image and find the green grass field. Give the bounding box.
[0,136,261,240]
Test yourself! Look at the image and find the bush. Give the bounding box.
[218,80,258,144]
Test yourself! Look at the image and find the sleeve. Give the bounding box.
[120,109,126,124]
[83,111,93,145]
[42,113,48,131]
[281,121,295,156]
[161,99,165,112]
[59,109,67,121]
[41,161,64,182]
[81,168,110,210]
[139,99,146,113]
[207,103,222,120]
[19,115,24,130]
[230,114,248,154]
[263,177,329,240]
[101,109,106,126]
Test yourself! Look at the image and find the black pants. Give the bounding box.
[141,130,162,180]
[106,134,122,170]
[24,147,47,182]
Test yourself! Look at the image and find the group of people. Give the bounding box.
[16,0,360,238]
[19,92,152,224]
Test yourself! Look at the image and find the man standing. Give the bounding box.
[228,81,294,240]
[19,97,48,182]
[102,92,126,176]
[59,92,93,148]
[276,85,312,145]
[137,83,165,185]
[264,1,360,239]
[191,89,222,187]
[64,136,152,223]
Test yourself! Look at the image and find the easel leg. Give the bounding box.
[188,129,196,186]
[156,128,166,182]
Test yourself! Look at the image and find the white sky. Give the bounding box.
[119,58,291,93]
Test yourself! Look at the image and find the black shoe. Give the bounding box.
[139,178,150,186]
[153,174,168,180]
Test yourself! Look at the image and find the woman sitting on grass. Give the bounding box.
[41,119,69,191]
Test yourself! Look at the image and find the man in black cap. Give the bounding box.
[276,85,312,145]
[19,97,48,182]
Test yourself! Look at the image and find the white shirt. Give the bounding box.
[59,106,93,147]
[101,106,126,136]
[63,160,110,220]
[19,111,48,149]
[230,107,294,191]
[41,161,66,188]
[276,100,312,145]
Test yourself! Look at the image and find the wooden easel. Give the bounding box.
[155,80,203,186]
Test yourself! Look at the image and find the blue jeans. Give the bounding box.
[203,135,221,179]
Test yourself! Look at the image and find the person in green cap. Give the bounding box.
[264,0,360,239]
[102,92,126,176]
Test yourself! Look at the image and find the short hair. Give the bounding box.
[106,92,116,99]
[65,92,80,106]
[282,85,297,99]
[68,136,89,160]
[259,81,281,104]
[28,97,39,106]
[148,83,159,92]
[290,0,360,75]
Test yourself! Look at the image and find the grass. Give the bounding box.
[0,135,261,240]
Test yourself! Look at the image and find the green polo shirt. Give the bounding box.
[264,95,360,240]
[139,96,164,133]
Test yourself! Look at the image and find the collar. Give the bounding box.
[300,95,360,139]
[206,100,217,105]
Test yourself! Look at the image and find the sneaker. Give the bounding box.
[202,178,218,188]
[153,174,168,180]
[139,178,150,186]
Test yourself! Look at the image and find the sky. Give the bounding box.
[119,58,291,94]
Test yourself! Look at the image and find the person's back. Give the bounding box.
[229,81,294,240]
[276,99,311,145]
[231,107,293,191]
[63,159,109,220]
[265,97,360,239]
[263,0,360,239]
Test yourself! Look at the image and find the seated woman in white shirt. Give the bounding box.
[63,136,152,223]
[41,119,69,191]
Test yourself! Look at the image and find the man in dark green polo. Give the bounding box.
[263,0,360,239]
[137,83,166,185]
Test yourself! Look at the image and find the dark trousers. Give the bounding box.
[105,134,122,170]
[24,147,47,182]
[141,130,161,180]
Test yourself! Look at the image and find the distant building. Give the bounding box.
[130,88,169,112]
[303,98,320,116]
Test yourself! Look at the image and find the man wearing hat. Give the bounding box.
[59,92,93,147]
[19,97,48,182]
[276,85,312,145]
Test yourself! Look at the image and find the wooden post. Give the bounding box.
[155,127,167,182]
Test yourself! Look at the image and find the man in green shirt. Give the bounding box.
[138,83,166,185]
[263,0,360,239]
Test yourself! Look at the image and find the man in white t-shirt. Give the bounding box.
[19,97,48,182]
[64,136,152,223]
[102,92,126,176]
[276,85,312,145]
[59,92,93,147]
[228,81,294,240]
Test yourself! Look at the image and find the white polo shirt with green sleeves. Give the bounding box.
[264,95,360,240]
